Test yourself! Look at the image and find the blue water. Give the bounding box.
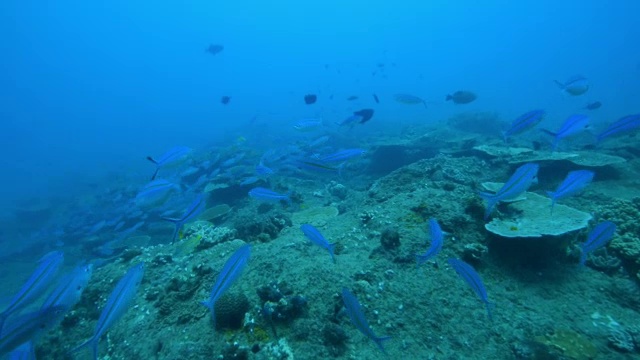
[1,1,640,358]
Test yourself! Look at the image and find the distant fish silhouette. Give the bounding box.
[206,44,224,56]
[373,94,380,103]
[347,95,359,101]
[354,109,374,124]
[394,93,427,108]
[446,90,477,104]
[304,94,317,105]
[584,101,601,110]
[554,75,589,96]
[221,96,231,105]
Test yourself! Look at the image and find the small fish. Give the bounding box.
[541,114,590,150]
[394,93,427,108]
[503,109,546,141]
[372,94,379,103]
[295,158,341,174]
[354,109,374,124]
[446,90,477,104]
[335,114,363,127]
[135,179,180,209]
[416,218,444,265]
[0,306,67,356]
[248,187,291,203]
[304,94,317,104]
[205,44,224,56]
[596,114,640,143]
[554,75,589,96]
[300,224,336,263]
[71,263,144,360]
[41,264,93,311]
[201,244,251,328]
[147,146,192,180]
[341,288,391,353]
[347,95,358,101]
[479,163,539,219]
[546,170,594,213]
[584,101,601,110]
[162,194,206,243]
[239,176,260,186]
[0,251,64,333]
[293,118,323,132]
[580,221,616,266]
[447,258,493,319]
[307,135,330,149]
[255,162,274,176]
[318,149,366,163]
[220,96,231,105]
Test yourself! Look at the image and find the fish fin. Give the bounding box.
[373,335,392,354]
[146,156,158,165]
[540,129,556,137]
[150,168,159,181]
[69,336,99,360]
[162,218,184,243]
[478,192,497,220]
[328,243,337,263]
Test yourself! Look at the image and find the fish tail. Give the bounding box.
[69,336,99,360]
[445,94,452,101]
[501,131,508,143]
[146,156,158,165]
[150,168,160,181]
[328,243,337,263]
[546,191,557,214]
[373,335,392,354]
[478,192,497,219]
[485,301,496,321]
[540,129,556,137]
[553,80,564,89]
[162,217,184,243]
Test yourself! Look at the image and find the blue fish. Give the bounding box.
[294,158,341,174]
[503,109,545,141]
[416,218,444,266]
[71,263,144,360]
[547,170,594,213]
[335,114,363,127]
[239,176,260,186]
[300,224,336,263]
[201,244,251,328]
[447,258,493,319]
[134,179,180,209]
[41,264,93,311]
[7,341,34,360]
[596,114,640,143]
[541,114,590,150]
[248,187,291,203]
[0,306,66,357]
[255,162,274,176]
[293,118,323,132]
[147,146,192,180]
[162,194,206,243]
[580,221,616,266]
[479,163,539,219]
[318,149,366,163]
[554,75,589,96]
[0,251,64,333]
[341,288,391,353]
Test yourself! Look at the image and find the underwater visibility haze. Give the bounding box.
[1,1,640,359]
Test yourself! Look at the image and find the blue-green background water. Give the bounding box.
[2,1,639,210]
[2,2,640,359]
